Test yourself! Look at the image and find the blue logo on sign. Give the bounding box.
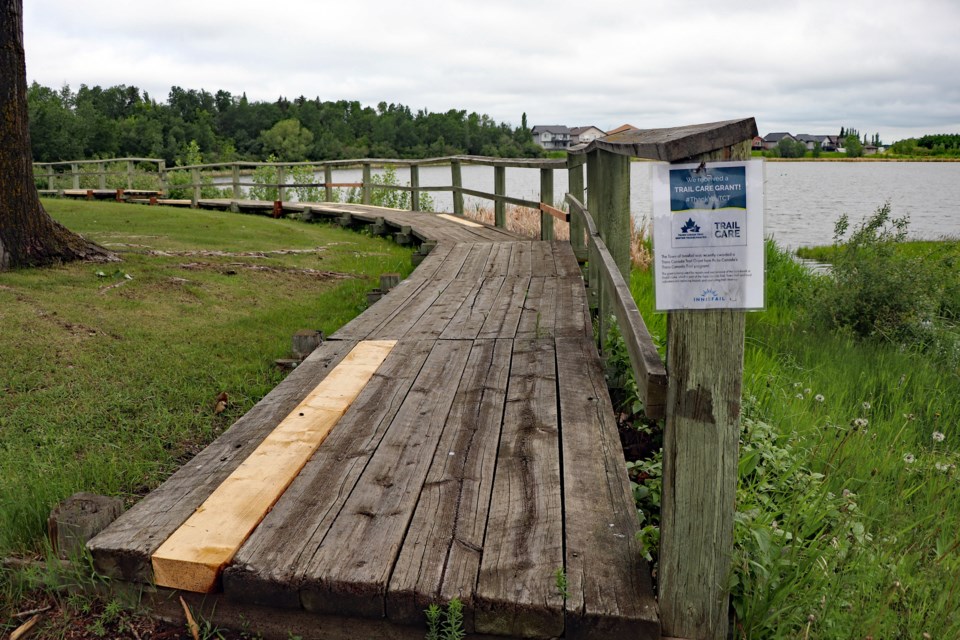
[694,289,726,303]
[681,218,700,233]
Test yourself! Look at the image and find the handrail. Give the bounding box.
[566,194,667,419]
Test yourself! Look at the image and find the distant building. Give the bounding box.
[752,136,764,150]
[762,132,796,150]
[606,124,638,136]
[795,134,835,151]
[570,125,606,145]
[531,125,572,150]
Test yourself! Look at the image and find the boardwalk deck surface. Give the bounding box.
[88,205,659,639]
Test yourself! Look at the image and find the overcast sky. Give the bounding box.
[22,0,960,143]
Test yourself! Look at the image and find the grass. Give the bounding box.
[629,237,960,638]
[0,199,413,566]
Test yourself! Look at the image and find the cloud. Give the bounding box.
[22,0,960,139]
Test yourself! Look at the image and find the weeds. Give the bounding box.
[424,598,465,640]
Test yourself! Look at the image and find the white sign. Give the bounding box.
[652,160,765,310]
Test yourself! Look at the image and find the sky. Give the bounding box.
[21,0,960,143]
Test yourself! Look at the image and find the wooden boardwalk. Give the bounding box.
[88,204,659,639]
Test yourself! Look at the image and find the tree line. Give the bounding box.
[27,83,544,165]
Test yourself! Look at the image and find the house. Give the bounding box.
[762,132,796,150]
[570,125,606,145]
[795,134,833,151]
[752,136,764,151]
[531,125,572,150]
[606,124,638,136]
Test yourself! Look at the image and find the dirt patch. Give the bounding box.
[176,262,353,280]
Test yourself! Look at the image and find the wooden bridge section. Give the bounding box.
[88,203,659,639]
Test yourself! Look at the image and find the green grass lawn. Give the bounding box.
[0,200,412,562]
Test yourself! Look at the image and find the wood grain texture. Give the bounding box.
[474,338,564,638]
[223,339,436,609]
[151,340,397,593]
[297,340,474,618]
[557,337,660,640]
[570,118,758,162]
[87,340,360,583]
[386,339,512,628]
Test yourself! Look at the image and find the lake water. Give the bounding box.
[281,162,960,249]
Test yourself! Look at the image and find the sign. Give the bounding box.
[652,160,764,310]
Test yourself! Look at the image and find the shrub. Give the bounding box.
[812,203,940,343]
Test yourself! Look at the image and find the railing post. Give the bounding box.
[232,164,241,199]
[451,159,463,215]
[410,164,420,211]
[324,165,333,202]
[191,168,200,207]
[277,165,286,202]
[158,160,167,195]
[587,149,630,347]
[494,165,506,228]
[126,160,134,190]
[568,155,586,261]
[658,138,752,640]
[71,163,79,189]
[539,167,554,241]
[46,164,55,191]
[362,162,372,205]
[98,162,106,189]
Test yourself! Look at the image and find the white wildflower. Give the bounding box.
[804,388,812,395]
[903,453,916,464]
[814,394,825,403]
[935,462,950,473]
[933,431,945,443]
[853,418,869,429]
[862,401,871,410]
[794,382,803,388]
[796,393,804,400]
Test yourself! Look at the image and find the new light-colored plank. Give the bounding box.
[151,340,397,593]
[437,213,483,227]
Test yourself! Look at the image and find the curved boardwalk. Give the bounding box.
[88,203,659,640]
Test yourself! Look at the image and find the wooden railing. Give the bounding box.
[35,118,759,640]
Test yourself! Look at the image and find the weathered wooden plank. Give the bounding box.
[476,276,530,340]
[557,337,660,639]
[506,241,532,277]
[330,242,471,340]
[151,340,397,593]
[438,276,507,341]
[298,340,473,618]
[474,338,564,638]
[87,340,359,583]
[437,213,483,228]
[386,338,512,628]
[552,241,583,278]
[223,339,435,608]
[530,241,557,277]
[554,276,592,340]
[571,118,758,162]
[516,277,558,340]
[482,243,516,278]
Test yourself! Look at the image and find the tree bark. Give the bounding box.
[0,0,113,270]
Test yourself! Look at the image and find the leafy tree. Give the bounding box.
[0,0,111,270]
[260,118,314,161]
[776,137,806,158]
[844,134,864,158]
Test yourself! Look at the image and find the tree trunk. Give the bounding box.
[0,0,113,270]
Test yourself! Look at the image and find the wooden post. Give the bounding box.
[46,164,55,191]
[98,161,106,189]
[277,165,286,202]
[361,162,372,205]
[232,164,241,199]
[158,160,167,195]
[658,138,751,640]
[540,167,554,241]
[126,160,134,189]
[494,165,506,228]
[451,159,464,215]
[191,168,200,207]
[324,165,333,202]
[410,164,420,211]
[71,163,79,189]
[568,155,586,261]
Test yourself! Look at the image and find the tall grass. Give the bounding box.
[630,239,960,638]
